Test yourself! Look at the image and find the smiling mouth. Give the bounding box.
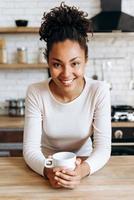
[60,79,74,86]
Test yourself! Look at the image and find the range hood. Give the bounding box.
[90,0,134,32]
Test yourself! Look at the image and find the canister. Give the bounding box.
[17,47,27,63]
[0,39,7,64]
[38,47,46,63]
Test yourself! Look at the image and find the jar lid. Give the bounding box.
[17,47,27,50]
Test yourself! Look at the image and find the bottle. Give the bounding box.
[38,47,46,63]
[17,47,27,63]
[0,39,7,64]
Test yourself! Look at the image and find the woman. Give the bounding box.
[23,3,111,189]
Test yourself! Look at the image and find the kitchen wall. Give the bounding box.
[0,0,134,114]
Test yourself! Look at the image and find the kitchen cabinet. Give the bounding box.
[0,116,134,157]
[0,116,24,156]
[0,128,23,156]
[0,27,48,69]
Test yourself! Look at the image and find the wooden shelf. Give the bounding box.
[0,27,39,33]
[0,27,134,36]
[89,32,134,38]
[0,63,48,69]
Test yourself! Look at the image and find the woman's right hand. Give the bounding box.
[43,157,82,188]
[43,167,63,188]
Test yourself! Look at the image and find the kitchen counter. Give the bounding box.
[0,116,24,156]
[0,156,134,200]
[0,115,134,129]
[0,116,24,130]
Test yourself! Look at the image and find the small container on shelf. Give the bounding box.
[5,98,25,117]
[38,47,46,63]
[17,47,27,64]
[15,19,28,27]
[0,39,7,64]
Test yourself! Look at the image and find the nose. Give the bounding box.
[61,65,72,77]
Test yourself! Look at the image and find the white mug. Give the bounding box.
[45,151,76,170]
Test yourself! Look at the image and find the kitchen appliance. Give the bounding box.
[6,99,25,117]
[111,105,134,155]
[111,105,134,122]
[90,0,134,32]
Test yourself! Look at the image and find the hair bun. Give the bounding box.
[39,2,92,42]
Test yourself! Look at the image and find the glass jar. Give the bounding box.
[17,47,27,63]
[0,39,7,63]
[0,47,7,63]
[38,47,46,63]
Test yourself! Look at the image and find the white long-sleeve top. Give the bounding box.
[23,76,111,176]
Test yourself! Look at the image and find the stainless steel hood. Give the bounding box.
[90,0,134,32]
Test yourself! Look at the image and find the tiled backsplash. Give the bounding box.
[0,0,134,114]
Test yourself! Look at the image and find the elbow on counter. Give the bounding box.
[84,144,111,175]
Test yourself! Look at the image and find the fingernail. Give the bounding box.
[56,172,60,176]
[54,176,58,180]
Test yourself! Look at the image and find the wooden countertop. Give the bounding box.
[0,156,133,200]
[0,115,134,129]
[0,116,24,129]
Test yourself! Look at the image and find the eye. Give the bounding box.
[71,62,80,68]
[53,63,62,68]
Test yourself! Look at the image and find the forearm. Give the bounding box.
[75,157,91,178]
[23,116,45,176]
[80,162,91,178]
[84,146,111,175]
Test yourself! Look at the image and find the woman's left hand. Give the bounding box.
[53,158,90,189]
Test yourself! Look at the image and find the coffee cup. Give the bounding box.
[45,151,76,170]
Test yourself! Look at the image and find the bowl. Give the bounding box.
[15,19,28,27]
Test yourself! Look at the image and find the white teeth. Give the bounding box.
[61,79,73,85]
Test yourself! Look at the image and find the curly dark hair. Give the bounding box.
[39,2,92,61]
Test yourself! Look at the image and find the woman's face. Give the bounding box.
[48,39,87,93]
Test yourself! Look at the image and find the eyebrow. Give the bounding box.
[51,57,81,62]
